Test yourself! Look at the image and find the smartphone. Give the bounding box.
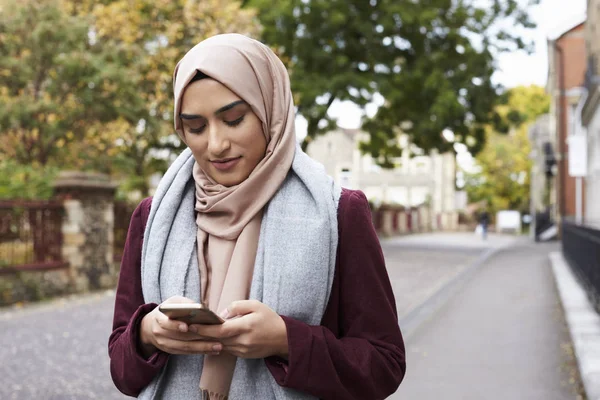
[159,303,225,325]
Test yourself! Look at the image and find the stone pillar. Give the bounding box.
[53,172,117,292]
[381,207,394,237]
[398,211,407,233]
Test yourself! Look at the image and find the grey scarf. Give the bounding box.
[139,146,341,399]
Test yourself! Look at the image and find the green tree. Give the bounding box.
[247,0,538,165]
[0,160,58,200]
[0,0,143,168]
[0,0,261,198]
[74,0,262,195]
[464,85,550,215]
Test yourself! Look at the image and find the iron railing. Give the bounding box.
[0,201,67,273]
[562,219,600,310]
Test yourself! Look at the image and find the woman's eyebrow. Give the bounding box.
[180,100,247,119]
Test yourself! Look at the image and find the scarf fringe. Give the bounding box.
[200,389,228,400]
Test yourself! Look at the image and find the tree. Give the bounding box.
[0,160,58,200]
[246,0,538,164]
[0,0,143,167]
[0,0,261,198]
[71,0,262,195]
[464,85,550,215]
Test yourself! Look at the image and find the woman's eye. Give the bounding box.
[189,125,206,133]
[224,116,245,127]
[183,118,206,133]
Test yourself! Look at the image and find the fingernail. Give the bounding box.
[219,309,229,319]
[189,326,197,333]
[212,344,222,351]
[178,324,187,332]
[211,351,220,356]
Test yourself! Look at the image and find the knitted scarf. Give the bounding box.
[139,145,341,399]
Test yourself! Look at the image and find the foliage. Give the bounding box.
[247,0,539,165]
[0,160,59,200]
[0,0,260,197]
[464,85,550,215]
[70,0,262,195]
[0,0,542,200]
[0,0,144,167]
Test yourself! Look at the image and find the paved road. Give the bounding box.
[0,292,125,399]
[390,241,585,400]
[0,232,524,399]
[381,232,514,317]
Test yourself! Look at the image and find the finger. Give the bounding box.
[221,299,261,319]
[156,312,189,333]
[189,322,237,339]
[221,345,248,358]
[157,328,215,342]
[217,336,243,347]
[156,337,223,355]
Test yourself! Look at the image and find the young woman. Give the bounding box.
[108,33,405,400]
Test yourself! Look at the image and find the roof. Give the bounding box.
[548,14,586,41]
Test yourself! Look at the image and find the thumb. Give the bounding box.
[220,300,261,319]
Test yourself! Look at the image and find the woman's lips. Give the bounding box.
[211,157,241,171]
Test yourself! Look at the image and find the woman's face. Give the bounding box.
[180,78,267,187]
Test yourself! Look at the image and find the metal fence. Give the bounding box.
[562,219,600,310]
[0,201,66,273]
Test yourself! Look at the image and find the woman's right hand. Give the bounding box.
[139,296,223,358]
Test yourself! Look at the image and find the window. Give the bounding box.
[339,167,353,188]
[412,157,430,173]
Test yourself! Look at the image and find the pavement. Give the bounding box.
[382,232,518,338]
[390,239,585,400]
[0,291,124,399]
[0,232,587,399]
[550,251,600,400]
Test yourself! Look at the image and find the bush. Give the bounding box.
[0,161,59,200]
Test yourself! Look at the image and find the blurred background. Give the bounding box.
[0,0,599,399]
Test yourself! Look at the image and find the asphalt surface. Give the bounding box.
[0,292,125,399]
[390,241,585,400]
[0,233,582,399]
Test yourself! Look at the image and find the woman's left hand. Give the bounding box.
[189,300,289,359]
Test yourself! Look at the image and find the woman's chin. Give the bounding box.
[211,171,248,187]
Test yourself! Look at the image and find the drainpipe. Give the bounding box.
[554,42,567,224]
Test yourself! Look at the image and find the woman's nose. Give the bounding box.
[207,125,231,156]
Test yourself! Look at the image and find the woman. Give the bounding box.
[108,33,405,400]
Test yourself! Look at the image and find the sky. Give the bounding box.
[295,0,588,140]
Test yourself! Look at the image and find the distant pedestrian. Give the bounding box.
[108,34,405,399]
[479,209,490,240]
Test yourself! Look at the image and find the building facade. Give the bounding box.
[583,0,600,223]
[307,127,457,229]
[547,20,587,223]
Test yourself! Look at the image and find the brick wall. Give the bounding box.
[554,23,587,218]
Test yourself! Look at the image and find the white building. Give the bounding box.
[307,127,457,228]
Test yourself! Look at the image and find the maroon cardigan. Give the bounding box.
[108,189,406,399]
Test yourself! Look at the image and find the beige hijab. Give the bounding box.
[173,34,296,399]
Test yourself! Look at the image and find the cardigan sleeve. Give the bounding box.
[108,197,169,397]
[265,190,406,400]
